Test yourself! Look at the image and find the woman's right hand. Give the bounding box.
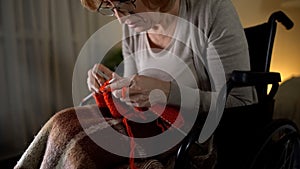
[87,64,113,93]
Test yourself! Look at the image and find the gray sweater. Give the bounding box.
[121,0,257,113]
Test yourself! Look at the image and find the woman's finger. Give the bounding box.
[109,78,131,90]
[91,66,106,85]
[87,70,100,93]
[112,89,123,99]
[125,100,150,108]
[112,88,149,107]
[97,64,113,79]
[127,94,149,103]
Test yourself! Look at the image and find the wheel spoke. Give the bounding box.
[248,121,300,169]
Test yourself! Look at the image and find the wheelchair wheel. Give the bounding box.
[248,119,300,169]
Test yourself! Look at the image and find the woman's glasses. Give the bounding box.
[97,0,136,16]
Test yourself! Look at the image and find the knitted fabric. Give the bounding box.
[93,81,184,169]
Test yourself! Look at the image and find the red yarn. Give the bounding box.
[122,118,137,169]
[93,81,184,169]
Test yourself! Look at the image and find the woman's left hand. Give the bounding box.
[108,74,171,108]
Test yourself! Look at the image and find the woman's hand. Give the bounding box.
[87,64,113,93]
[108,75,171,108]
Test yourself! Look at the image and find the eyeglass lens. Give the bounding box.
[98,1,135,16]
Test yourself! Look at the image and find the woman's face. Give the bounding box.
[103,0,160,32]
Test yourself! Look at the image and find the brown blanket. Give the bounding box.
[14,105,174,169]
[14,105,216,169]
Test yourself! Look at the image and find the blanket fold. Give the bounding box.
[14,105,171,169]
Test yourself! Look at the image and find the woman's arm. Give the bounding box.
[168,0,257,112]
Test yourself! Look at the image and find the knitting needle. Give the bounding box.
[79,92,94,106]
[96,69,110,81]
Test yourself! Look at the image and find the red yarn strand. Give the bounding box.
[93,80,184,169]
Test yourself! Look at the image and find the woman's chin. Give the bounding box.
[128,24,152,33]
[130,26,148,33]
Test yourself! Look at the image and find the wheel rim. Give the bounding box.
[249,124,300,169]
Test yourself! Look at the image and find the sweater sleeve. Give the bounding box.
[205,0,257,108]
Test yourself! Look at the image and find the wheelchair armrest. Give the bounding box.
[230,70,281,86]
[229,70,281,99]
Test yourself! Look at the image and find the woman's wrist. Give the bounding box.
[161,80,171,99]
[167,80,181,106]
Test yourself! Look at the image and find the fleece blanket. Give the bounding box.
[14,104,216,169]
[13,105,179,169]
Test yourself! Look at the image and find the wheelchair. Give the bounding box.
[174,11,300,169]
[80,11,300,169]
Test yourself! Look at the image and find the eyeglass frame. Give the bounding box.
[97,0,137,16]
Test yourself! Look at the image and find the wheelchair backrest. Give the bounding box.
[243,11,293,102]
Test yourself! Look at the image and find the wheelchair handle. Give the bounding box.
[269,11,294,30]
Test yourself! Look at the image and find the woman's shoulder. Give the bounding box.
[187,0,225,6]
[183,0,236,28]
[184,0,228,16]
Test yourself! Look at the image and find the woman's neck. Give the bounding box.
[147,0,180,49]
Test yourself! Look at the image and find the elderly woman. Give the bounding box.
[15,0,257,168]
